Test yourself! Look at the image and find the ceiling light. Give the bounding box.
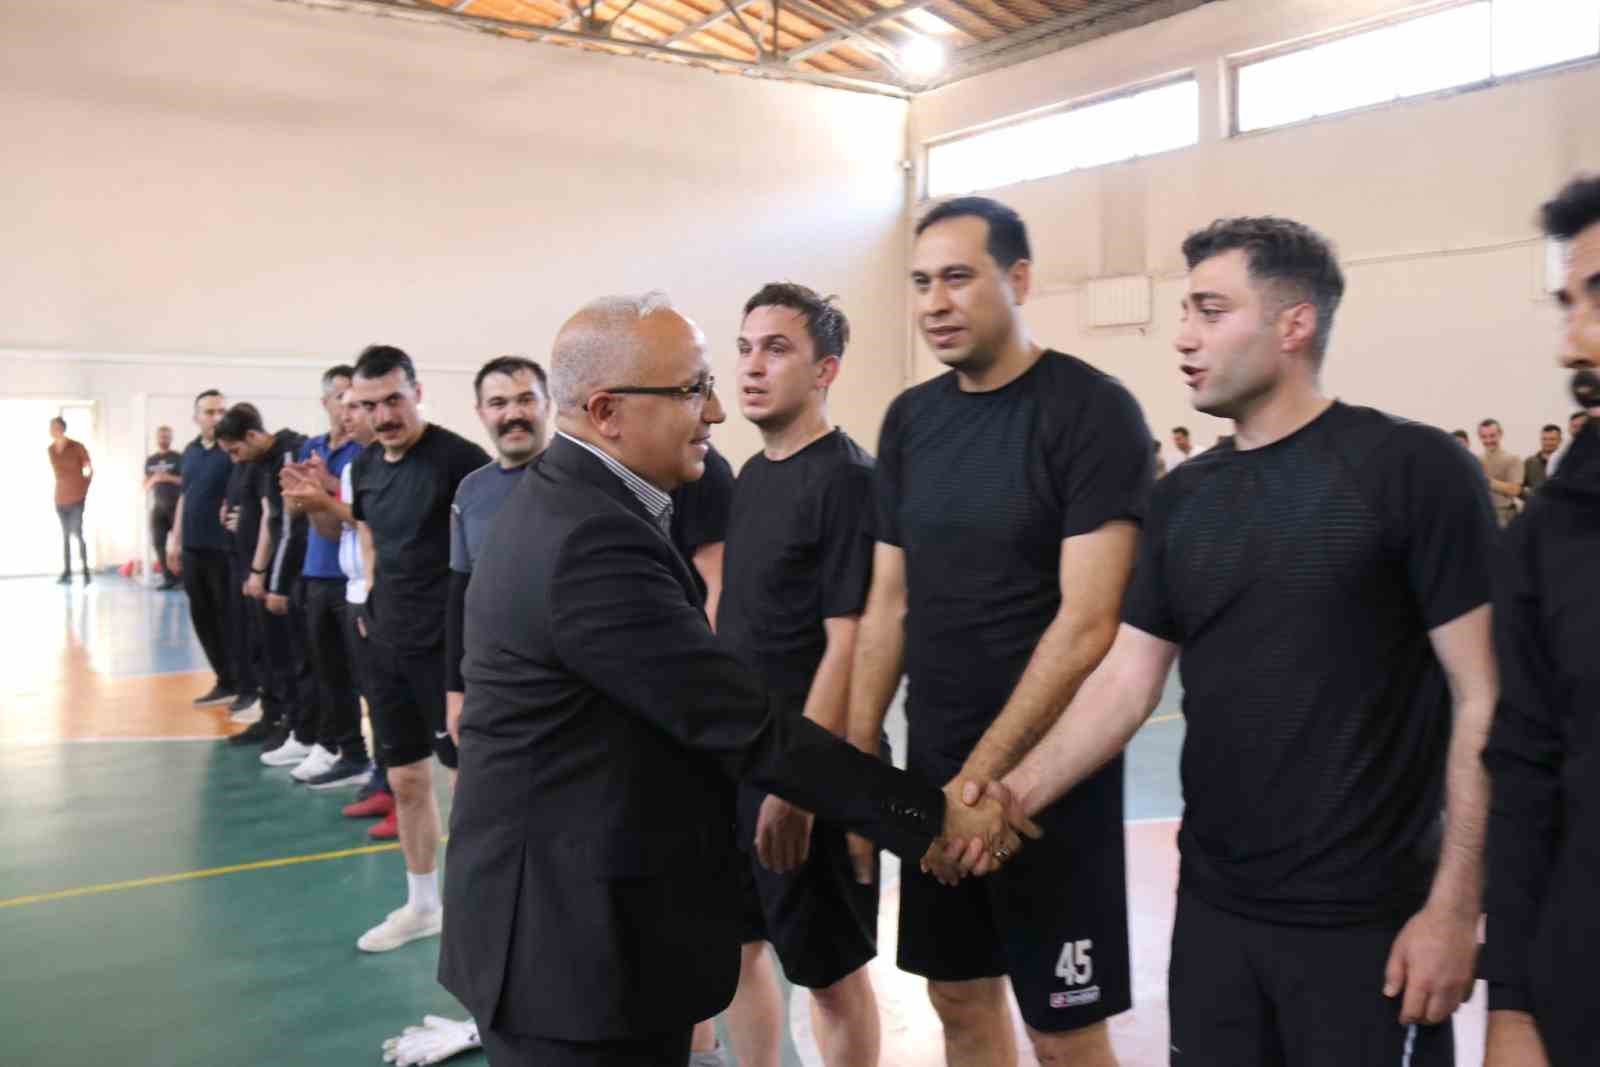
[899,35,945,78]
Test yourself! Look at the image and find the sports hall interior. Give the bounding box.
[3,0,1597,1063]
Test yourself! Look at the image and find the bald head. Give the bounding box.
[551,291,691,415]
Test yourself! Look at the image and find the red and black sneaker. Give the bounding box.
[368,811,398,840]
[344,790,395,819]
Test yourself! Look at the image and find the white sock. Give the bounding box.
[406,871,441,914]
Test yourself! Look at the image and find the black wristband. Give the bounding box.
[251,567,267,575]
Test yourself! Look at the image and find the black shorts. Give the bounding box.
[1169,889,1454,1066]
[896,738,1131,1033]
[734,786,879,990]
[364,637,456,769]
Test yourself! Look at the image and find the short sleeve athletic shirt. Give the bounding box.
[450,461,527,575]
[1122,402,1496,926]
[351,424,491,651]
[874,350,1153,754]
[718,429,875,715]
[670,444,734,598]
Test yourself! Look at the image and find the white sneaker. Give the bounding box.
[229,704,263,725]
[261,736,313,767]
[290,744,339,782]
[358,905,443,953]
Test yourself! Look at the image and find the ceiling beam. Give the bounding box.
[782,0,941,64]
[929,0,1208,88]
[277,0,912,95]
[779,0,901,60]
[660,0,765,45]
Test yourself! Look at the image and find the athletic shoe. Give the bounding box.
[357,905,442,953]
[57,573,71,584]
[289,744,338,782]
[687,1043,732,1067]
[192,686,236,708]
[226,719,277,746]
[228,691,259,715]
[261,736,313,768]
[307,758,373,792]
[158,579,181,591]
[368,810,398,840]
[82,572,92,585]
[228,703,262,726]
[343,790,394,819]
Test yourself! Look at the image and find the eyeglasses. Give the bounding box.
[601,376,717,402]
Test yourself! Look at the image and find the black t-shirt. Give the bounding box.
[351,424,491,651]
[179,437,231,552]
[670,444,734,599]
[1122,402,1496,926]
[145,450,182,511]
[875,350,1153,754]
[719,430,875,714]
[225,459,262,563]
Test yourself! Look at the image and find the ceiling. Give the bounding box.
[283,0,1211,97]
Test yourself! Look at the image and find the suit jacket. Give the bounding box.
[438,435,943,1041]
[1524,453,1549,497]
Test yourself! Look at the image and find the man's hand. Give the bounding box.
[165,541,182,577]
[282,458,338,501]
[754,795,815,874]
[350,601,369,639]
[244,572,266,600]
[1383,903,1479,1024]
[446,691,464,746]
[223,506,241,533]
[922,780,1043,886]
[281,466,331,512]
[265,593,289,616]
[926,778,1045,880]
[1484,1010,1549,1067]
[381,1015,481,1066]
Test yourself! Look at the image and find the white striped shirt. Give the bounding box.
[556,431,674,535]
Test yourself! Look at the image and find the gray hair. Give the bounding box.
[550,290,676,414]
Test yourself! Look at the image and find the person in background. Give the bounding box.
[144,425,183,590]
[1521,424,1562,499]
[1544,410,1588,477]
[1452,429,1471,449]
[1478,418,1523,528]
[48,416,93,584]
[166,390,239,707]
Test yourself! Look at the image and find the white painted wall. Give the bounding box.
[0,0,912,568]
[908,0,1600,459]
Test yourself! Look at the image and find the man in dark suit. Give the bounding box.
[439,292,1033,1067]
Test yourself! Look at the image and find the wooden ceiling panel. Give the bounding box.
[343,0,1201,94]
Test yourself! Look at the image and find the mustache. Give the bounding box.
[374,422,403,434]
[498,419,536,438]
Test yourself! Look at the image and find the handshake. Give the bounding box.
[845,778,1042,888]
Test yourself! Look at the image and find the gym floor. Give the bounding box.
[0,576,1486,1066]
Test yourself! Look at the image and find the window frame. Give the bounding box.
[1226,0,1600,137]
[920,69,1199,202]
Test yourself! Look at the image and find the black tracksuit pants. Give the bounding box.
[181,548,234,690]
[300,577,366,761]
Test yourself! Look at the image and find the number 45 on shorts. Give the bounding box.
[1050,940,1102,1010]
[1055,939,1094,986]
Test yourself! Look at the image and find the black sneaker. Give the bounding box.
[82,571,92,585]
[57,573,71,584]
[306,758,374,792]
[228,691,259,714]
[226,719,278,747]
[193,685,237,708]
